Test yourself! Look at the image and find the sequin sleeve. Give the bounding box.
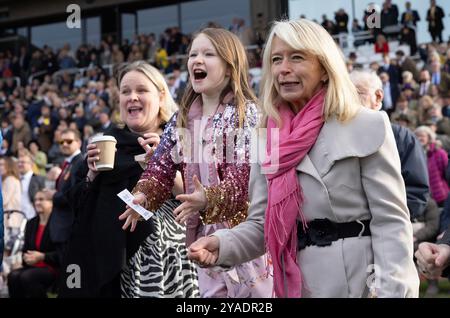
[201,162,250,227]
[132,113,181,211]
[199,103,259,227]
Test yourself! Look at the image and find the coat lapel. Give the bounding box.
[307,108,387,177]
[295,154,323,184]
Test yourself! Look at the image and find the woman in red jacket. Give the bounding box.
[7,189,58,298]
[375,34,390,54]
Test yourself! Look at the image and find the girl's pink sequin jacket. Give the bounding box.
[132,100,259,236]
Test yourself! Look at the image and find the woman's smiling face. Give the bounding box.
[119,70,162,134]
[271,36,327,111]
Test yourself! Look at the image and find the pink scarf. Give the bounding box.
[262,89,325,298]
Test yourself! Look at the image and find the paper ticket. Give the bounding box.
[117,189,153,221]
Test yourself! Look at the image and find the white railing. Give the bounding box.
[27,70,48,85]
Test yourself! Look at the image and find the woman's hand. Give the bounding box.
[415,242,450,279]
[188,236,220,267]
[174,175,207,224]
[86,143,100,181]
[138,133,161,159]
[23,251,45,266]
[118,192,146,232]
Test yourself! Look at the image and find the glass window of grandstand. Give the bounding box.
[31,21,82,52]
[86,17,101,47]
[137,5,178,39]
[17,27,28,38]
[180,0,251,34]
[121,13,136,42]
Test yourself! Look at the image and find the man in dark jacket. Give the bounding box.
[401,1,421,28]
[351,70,430,219]
[48,128,84,264]
[426,0,445,43]
[334,9,349,33]
[391,123,430,219]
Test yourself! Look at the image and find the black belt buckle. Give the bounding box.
[308,218,339,247]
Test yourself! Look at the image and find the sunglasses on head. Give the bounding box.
[59,139,74,145]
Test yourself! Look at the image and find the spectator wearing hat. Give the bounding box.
[396,50,419,82]
[391,95,419,129]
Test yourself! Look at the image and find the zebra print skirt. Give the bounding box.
[120,199,200,298]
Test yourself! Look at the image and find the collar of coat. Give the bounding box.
[296,107,387,180]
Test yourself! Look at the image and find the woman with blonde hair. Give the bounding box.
[418,95,437,124]
[188,19,419,298]
[60,61,198,298]
[120,28,273,297]
[0,156,22,259]
[0,156,21,213]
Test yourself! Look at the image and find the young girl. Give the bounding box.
[120,28,273,298]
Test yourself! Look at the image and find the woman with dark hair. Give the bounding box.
[7,189,59,298]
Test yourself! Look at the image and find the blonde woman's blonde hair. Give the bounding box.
[260,19,361,127]
[402,71,413,82]
[117,61,178,124]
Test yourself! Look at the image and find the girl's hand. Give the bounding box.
[173,175,207,224]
